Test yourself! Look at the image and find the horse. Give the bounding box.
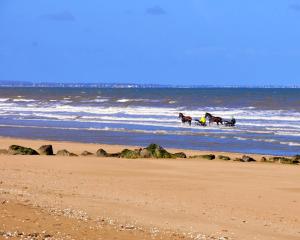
[205,112,223,125]
[178,113,192,126]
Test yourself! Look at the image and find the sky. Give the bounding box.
[1,0,300,86]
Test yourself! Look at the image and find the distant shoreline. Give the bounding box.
[0,81,299,89]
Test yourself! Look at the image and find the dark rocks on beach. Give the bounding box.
[38,145,53,155]
[139,148,152,158]
[120,149,140,159]
[173,152,187,158]
[96,148,108,157]
[201,154,215,160]
[234,156,256,162]
[261,157,267,162]
[144,144,175,159]
[218,155,231,160]
[280,158,299,164]
[293,155,300,161]
[96,144,179,159]
[189,154,215,160]
[0,149,8,155]
[108,153,121,158]
[269,157,299,164]
[241,155,256,162]
[56,149,77,157]
[8,145,39,155]
[81,151,94,156]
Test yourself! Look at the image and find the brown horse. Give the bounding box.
[178,113,192,126]
[205,112,223,125]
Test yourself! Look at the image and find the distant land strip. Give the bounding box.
[0,80,299,88]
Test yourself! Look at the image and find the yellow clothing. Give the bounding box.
[200,116,206,124]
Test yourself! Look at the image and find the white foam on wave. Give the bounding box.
[0,98,9,102]
[81,116,178,123]
[13,99,36,102]
[0,123,235,139]
[1,100,300,138]
[279,141,300,146]
[84,99,109,103]
[274,131,300,137]
[116,99,133,103]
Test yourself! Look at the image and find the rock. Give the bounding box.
[8,145,39,155]
[38,145,53,155]
[268,157,280,163]
[218,155,231,160]
[120,149,140,159]
[173,152,187,158]
[0,149,8,155]
[81,151,94,156]
[96,148,108,157]
[241,155,256,162]
[107,153,121,158]
[145,144,174,158]
[201,154,215,160]
[56,149,77,156]
[261,157,267,162]
[139,148,152,158]
[279,158,300,164]
[293,155,300,160]
[267,156,298,164]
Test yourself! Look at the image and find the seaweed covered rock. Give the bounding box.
[108,152,121,157]
[8,145,39,155]
[293,155,300,161]
[241,155,256,162]
[81,151,94,156]
[263,156,298,164]
[218,155,231,160]
[56,149,77,156]
[279,158,299,164]
[139,148,152,158]
[145,144,175,158]
[173,152,187,158]
[261,157,267,162]
[273,157,298,164]
[96,148,108,157]
[38,145,53,155]
[189,154,215,160]
[120,149,140,159]
[201,154,215,160]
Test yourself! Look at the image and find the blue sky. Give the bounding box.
[1,0,300,85]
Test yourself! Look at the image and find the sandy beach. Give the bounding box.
[0,137,299,240]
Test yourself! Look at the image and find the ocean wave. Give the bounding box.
[84,99,109,103]
[2,102,300,121]
[279,141,300,147]
[0,123,245,138]
[274,131,300,137]
[116,98,161,103]
[13,99,36,102]
[80,116,178,123]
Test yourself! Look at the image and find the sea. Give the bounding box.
[0,87,299,156]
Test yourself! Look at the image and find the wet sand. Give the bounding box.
[0,137,299,240]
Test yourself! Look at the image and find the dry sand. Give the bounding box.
[0,137,299,240]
